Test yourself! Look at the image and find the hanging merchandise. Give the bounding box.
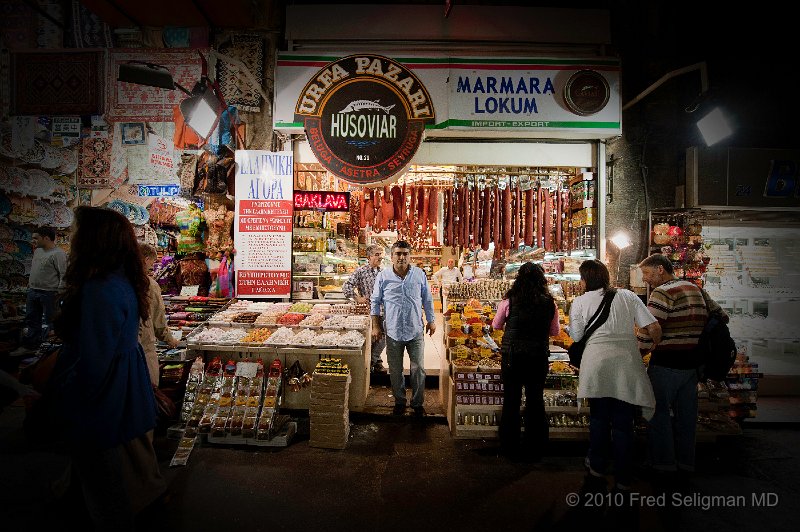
[154,256,181,295]
[179,253,211,296]
[194,151,234,196]
[203,203,234,254]
[175,203,206,254]
[213,253,234,298]
[178,152,199,197]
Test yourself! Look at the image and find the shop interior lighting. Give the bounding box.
[622,61,733,146]
[609,231,632,250]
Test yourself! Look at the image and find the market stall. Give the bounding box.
[184,300,372,410]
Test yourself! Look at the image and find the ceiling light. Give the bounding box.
[696,107,733,146]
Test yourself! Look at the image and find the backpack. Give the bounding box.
[696,291,737,381]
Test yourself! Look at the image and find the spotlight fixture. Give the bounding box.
[696,107,733,147]
[179,80,224,139]
[622,61,733,146]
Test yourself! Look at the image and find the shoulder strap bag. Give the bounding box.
[568,289,617,368]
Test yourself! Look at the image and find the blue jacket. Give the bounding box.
[54,271,156,450]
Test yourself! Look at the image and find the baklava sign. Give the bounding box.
[295,54,435,185]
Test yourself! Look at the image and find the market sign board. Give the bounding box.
[294,191,350,211]
[275,53,621,139]
[446,59,619,133]
[293,54,436,185]
[234,150,294,298]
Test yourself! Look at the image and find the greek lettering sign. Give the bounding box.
[294,54,435,185]
[234,150,294,298]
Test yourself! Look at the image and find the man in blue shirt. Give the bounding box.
[371,240,436,417]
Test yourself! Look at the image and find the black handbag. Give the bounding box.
[568,289,617,367]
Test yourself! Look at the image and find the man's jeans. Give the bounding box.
[647,365,698,472]
[22,289,58,348]
[371,332,386,366]
[385,334,426,408]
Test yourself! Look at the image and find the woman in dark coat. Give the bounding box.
[52,206,163,529]
[492,262,559,461]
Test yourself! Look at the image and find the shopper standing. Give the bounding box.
[51,207,164,529]
[11,227,66,356]
[569,259,661,491]
[139,243,180,386]
[370,240,436,417]
[491,262,558,461]
[637,253,725,476]
[342,244,387,373]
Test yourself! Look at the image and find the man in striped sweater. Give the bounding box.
[637,253,725,475]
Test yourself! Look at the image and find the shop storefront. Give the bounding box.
[639,147,800,420]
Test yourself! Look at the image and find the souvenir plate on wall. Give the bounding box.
[6,166,30,196]
[0,124,22,159]
[51,203,74,228]
[26,169,56,197]
[34,199,54,225]
[57,148,78,174]
[40,143,63,169]
[19,140,45,164]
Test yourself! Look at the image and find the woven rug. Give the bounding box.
[216,34,265,112]
[78,135,112,188]
[11,51,104,115]
[0,0,37,50]
[67,0,113,48]
[106,49,207,122]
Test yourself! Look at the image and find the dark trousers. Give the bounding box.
[22,289,58,348]
[588,397,636,486]
[500,352,549,455]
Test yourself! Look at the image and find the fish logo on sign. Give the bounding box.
[339,100,396,114]
[294,54,435,185]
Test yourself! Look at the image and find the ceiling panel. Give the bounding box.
[79,0,270,29]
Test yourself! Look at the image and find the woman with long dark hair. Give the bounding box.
[491,262,560,461]
[53,206,164,529]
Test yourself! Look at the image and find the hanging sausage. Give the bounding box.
[392,185,403,225]
[481,187,491,251]
[471,184,480,248]
[492,186,500,250]
[544,188,553,251]
[555,183,563,251]
[523,188,533,246]
[428,188,438,246]
[407,184,416,237]
[359,190,367,228]
[512,185,521,249]
[419,187,428,235]
[502,183,512,250]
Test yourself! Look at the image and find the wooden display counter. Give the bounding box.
[187,325,371,411]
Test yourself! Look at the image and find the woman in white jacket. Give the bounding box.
[569,260,661,492]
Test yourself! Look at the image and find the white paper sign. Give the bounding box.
[234,150,294,299]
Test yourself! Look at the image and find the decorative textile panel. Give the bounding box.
[67,0,113,48]
[77,133,112,188]
[106,49,206,122]
[11,51,104,116]
[0,0,37,49]
[216,35,265,112]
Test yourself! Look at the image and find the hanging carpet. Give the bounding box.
[216,34,265,112]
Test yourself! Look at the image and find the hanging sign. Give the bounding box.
[138,184,180,197]
[234,150,294,298]
[294,191,350,211]
[294,54,435,185]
